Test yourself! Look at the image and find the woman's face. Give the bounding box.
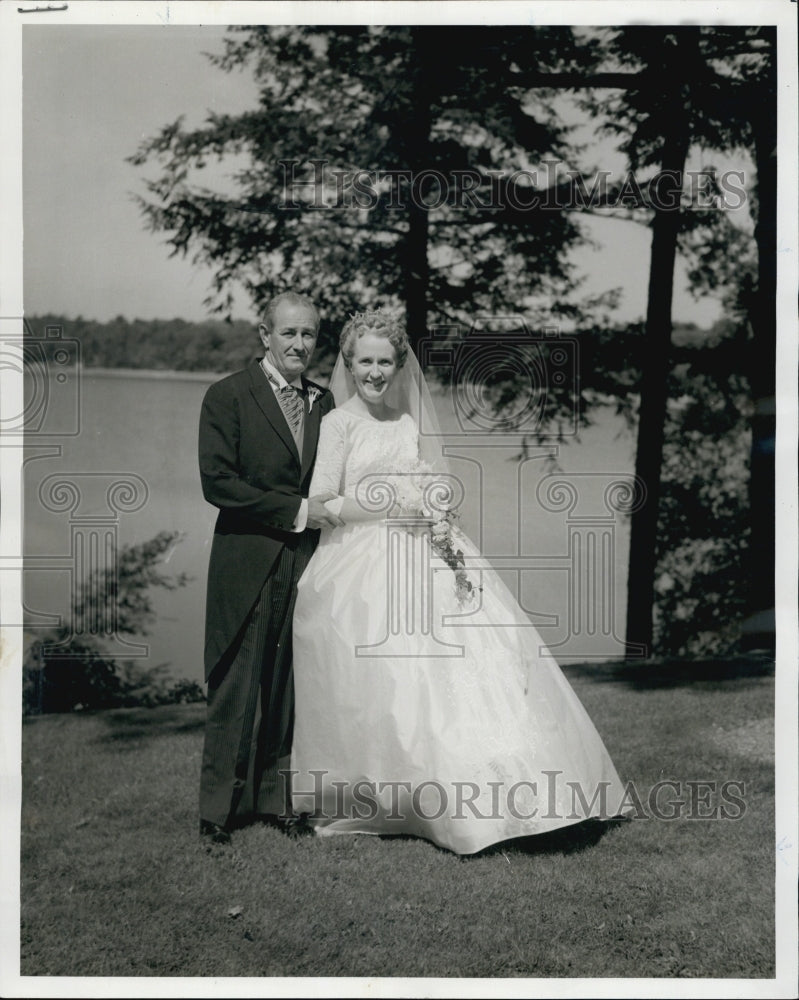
[350,332,398,403]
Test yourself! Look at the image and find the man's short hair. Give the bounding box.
[261,292,320,333]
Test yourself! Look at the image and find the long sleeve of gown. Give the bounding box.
[309,411,347,498]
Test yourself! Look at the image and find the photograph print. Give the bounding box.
[2,1,797,996]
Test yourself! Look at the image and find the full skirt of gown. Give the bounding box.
[291,517,628,855]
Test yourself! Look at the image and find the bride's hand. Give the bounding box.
[307,491,345,529]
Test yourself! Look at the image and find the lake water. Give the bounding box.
[23,369,637,682]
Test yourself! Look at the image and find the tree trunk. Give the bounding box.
[404,28,432,361]
[624,35,693,656]
[740,69,776,649]
[405,203,430,361]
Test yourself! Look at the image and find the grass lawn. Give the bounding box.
[20,659,775,979]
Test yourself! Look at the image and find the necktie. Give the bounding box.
[279,383,305,437]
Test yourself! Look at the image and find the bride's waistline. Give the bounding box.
[324,519,435,534]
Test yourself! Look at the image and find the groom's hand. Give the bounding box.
[307,491,345,529]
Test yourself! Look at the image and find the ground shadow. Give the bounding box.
[562,655,774,691]
[372,818,627,860]
[471,817,629,860]
[92,702,206,747]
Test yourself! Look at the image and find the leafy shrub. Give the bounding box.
[653,364,752,656]
[23,531,202,715]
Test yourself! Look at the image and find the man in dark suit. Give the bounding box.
[198,291,341,844]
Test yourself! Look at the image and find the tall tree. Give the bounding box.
[577,26,773,655]
[739,30,776,646]
[129,26,595,358]
[666,27,776,652]
[598,29,700,655]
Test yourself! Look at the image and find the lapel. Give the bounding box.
[300,378,322,482]
[247,359,300,466]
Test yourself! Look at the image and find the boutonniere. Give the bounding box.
[306,386,322,413]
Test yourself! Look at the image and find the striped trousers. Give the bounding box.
[199,531,317,828]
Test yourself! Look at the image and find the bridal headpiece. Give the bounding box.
[340,308,409,369]
[328,304,447,473]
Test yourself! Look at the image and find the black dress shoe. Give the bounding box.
[200,820,231,845]
[282,812,314,839]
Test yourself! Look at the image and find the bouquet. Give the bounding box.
[409,461,481,609]
[369,460,483,608]
[428,506,482,608]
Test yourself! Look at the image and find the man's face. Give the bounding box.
[259,302,318,380]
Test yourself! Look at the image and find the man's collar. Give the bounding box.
[260,355,303,390]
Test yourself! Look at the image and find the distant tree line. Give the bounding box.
[27,310,726,379]
[25,313,266,375]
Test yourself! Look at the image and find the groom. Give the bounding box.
[198,291,341,844]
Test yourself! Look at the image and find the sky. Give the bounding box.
[21,24,753,328]
[23,25,256,322]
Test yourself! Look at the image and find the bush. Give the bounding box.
[22,531,200,715]
[653,366,752,656]
[23,640,205,715]
[23,636,121,714]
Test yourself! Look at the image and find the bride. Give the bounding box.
[290,309,628,855]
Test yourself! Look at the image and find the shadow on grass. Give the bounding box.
[93,703,206,747]
[375,818,628,861]
[474,817,629,860]
[562,655,774,690]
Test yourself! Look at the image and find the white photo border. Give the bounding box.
[1,2,796,998]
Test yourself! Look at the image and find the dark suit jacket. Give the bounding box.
[198,358,335,679]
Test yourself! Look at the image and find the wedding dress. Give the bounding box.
[290,405,629,855]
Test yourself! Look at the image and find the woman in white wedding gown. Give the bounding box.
[290,310,628,855]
